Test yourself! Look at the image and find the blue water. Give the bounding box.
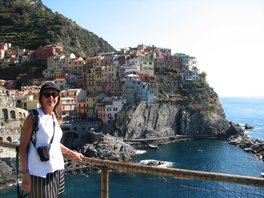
[220,97,264,141]
[1,97,264,197]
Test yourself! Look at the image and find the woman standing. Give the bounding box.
[19,82,84,197]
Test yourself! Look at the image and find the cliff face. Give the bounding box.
[115,87,242,139]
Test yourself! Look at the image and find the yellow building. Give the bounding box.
[101,65,117,83]
[140,52,156,77]
[85,67,102,92]
[86,92,105,117]
[65,57,85,75]
[15,93,40,111]
[86,56,101,67]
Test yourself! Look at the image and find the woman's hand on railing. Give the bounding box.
[60,143,85,163]
[72,152,85,163]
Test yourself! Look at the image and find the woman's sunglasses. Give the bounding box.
[42,91,59,98]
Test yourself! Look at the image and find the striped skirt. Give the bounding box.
[30,170,65,198]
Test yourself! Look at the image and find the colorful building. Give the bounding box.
[96,96,126,123]
[33,45,63,60]
[86,92,106,117]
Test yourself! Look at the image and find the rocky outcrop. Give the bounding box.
[0,159,16,186]
[245,124,254,130]
[225,122,244,136]
[80,134,136,162]
[59,134,137,174]
[228,135,264,161]
[115,88,243,139]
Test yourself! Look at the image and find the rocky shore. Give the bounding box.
[228,134,264,161]
[64,134,137,174]
[80,134,136,161]
[0,158,16,188]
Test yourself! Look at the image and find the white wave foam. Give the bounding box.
[252,127,263,130]
[139,159,174,168]
[136,150,147,155]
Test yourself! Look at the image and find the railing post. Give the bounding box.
[101,167,109,198]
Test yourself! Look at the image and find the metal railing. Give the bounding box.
[1,140,264,198]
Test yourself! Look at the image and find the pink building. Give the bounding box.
[101,55,113,65]
[33,45,64,60]
[4,80,16,89]
[0,43,8,51]
[137,44,147,52]
[0,50,5,59]
[0,43,8,59]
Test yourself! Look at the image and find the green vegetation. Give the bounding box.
[0,0,116,57]
[199,72,208,87]
[0,59,46,87]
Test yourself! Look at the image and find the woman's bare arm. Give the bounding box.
[60,143,84,163]
[19,114,33,192]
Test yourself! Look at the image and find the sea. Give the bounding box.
[1,97,264,197]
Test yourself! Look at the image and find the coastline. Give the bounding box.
[1,134,263,191]
[0,138,232,189]
[125,134,228,149]
[0,135,228,189]
[228,134,264,161]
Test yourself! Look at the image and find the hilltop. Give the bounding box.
[0,0,115,57]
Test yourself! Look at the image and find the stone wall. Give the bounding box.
[0,105,28,123]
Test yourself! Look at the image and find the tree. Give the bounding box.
[200,71,207,80]
[199,72,209,87]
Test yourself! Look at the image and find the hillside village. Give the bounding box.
[0,42,203,147]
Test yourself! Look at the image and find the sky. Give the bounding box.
[42,0,264,97]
